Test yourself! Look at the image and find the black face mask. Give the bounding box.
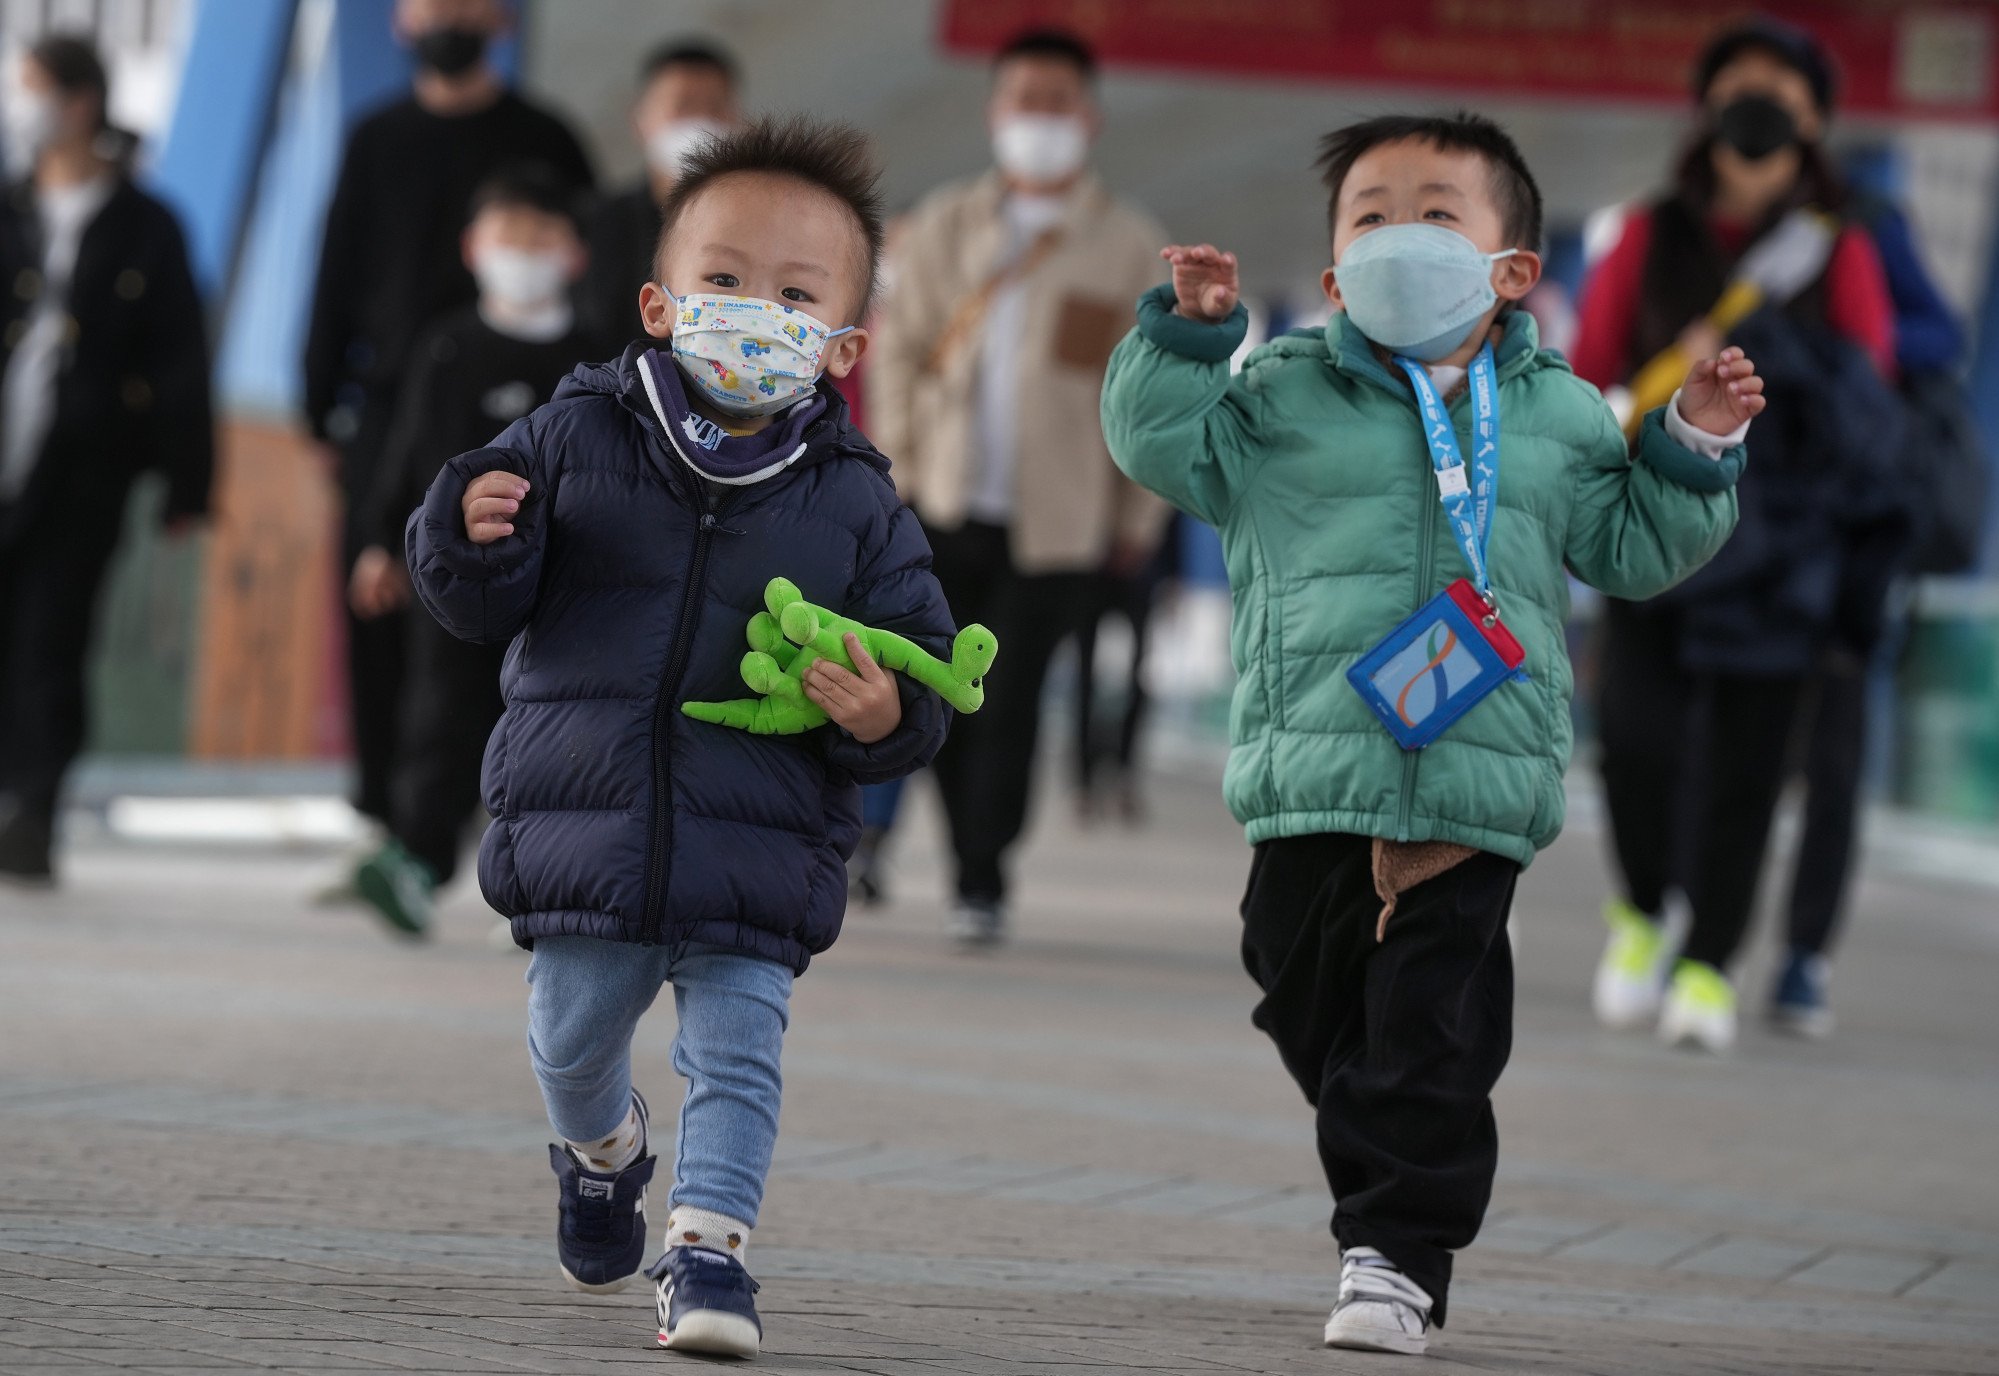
[1715,94,1799,161]
[413,25,487,77]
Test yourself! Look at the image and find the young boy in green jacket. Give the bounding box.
[1100,114,1763,1356]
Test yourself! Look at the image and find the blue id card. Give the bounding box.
[1347,579,1527,751]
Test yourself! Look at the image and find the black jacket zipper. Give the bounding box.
[639,485,719,946]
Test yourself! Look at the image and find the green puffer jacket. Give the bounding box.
[1102,286,1744,867]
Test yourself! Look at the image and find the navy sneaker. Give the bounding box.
[548,1091,654,1293]
[650,1245,762,1357]
[1770,951,1833,1039]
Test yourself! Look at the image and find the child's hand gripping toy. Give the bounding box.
[682,577,998,735]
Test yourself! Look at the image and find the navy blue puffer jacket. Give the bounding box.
[406,345,954,971]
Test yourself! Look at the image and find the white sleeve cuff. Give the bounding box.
[1666,388,1749,459]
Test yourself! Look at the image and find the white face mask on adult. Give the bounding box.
[991,114,1088,185]
[646,117,729,180]
[472,247,571,310]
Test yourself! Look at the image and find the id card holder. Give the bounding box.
[1347,579,1527,751]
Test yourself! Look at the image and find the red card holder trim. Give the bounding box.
[1444,578,1526,669]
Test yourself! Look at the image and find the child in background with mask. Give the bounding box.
[405,119,954,1357]
[1101,113,1763,1357]
[346,166,593,938]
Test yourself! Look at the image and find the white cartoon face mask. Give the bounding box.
[663,288,853,418]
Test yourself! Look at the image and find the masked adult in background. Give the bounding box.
[577,39,740,355]
[1570,18,1905,1052]
[868,27,1170,945]
[303,0,591,838]
[0,34,213,883]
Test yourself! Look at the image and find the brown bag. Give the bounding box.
[921,227,1063,375]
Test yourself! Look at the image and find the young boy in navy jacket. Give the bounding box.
[406,118,954,1358]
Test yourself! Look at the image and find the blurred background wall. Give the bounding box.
[16,0,1999,824]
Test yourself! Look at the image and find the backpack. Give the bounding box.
[1899,368,1989,576]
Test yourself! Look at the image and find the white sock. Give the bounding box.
[565,1102,644,1173]
[666,1206,750,1261]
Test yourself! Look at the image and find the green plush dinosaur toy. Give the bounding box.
[681,577,998,735]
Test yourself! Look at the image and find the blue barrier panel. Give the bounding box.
[216,0,401,412]
[144,0,299,305]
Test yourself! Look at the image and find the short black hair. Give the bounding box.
[469,163,585,235]
[1695,18,1835,114]
[653,116,885,317]
[1315,112,1543,251]
[993,27,1096,80]
[639,38,737,90]
[28,33,107,128]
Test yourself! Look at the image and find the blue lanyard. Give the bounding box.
[1396,344,1499,607]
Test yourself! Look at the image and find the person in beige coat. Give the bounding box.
[868,27,1169,943]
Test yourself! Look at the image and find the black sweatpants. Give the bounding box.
[923,520,1094,901]
[1595,599,1808,970]
[1594,600,1694,917]
[0,464,132,840]
[1239,832,1518,1327]
[390,614,505,884]
[1071,566,1160,794]
[1784,661,1867,958]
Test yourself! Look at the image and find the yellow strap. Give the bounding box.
[1619,279,1767,440]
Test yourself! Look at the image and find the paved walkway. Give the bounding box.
[2,768,1997,1374]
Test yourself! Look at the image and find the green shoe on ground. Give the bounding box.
[352,841,436,939]
[1659,959,1737,1053]
[1591,899,1670,1029]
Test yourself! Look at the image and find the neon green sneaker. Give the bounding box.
[352,840,435,940]
[1592,899,1669,1029]
[1659,959,1737,1053]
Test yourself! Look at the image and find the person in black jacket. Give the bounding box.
[0,34,212,883]
[577,39,740,354]
[343,167,590,938]
[1578,20,1906,1052]
[303,0,592,836]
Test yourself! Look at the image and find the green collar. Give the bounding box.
[1327,309,1545,405]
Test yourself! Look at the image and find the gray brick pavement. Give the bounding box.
[2,775,1997,1373]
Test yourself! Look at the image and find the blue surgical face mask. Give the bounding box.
[1331,223,1519,363]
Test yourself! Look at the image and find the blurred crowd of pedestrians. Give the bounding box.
[0,2,1980,1058]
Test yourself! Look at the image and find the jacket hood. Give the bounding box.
[553,342,891,477]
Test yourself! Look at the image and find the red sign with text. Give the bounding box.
[941,0,1999,121]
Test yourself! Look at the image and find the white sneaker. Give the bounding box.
[1591,898,1677,1029]
[1657,960,1738,1053]
[949,897,1006,947]
[1324,1246,1431,1356]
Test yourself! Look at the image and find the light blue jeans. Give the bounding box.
[526,937,792,1225]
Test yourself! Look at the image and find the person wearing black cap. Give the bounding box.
[1571,17,1908,1052]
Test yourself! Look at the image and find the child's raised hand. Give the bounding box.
[463,470,529,544]
[1162,244,1239,324]
[804,633,902,744]
[1677,346,1766,435]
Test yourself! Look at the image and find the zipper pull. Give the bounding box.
[700,513,717,532]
